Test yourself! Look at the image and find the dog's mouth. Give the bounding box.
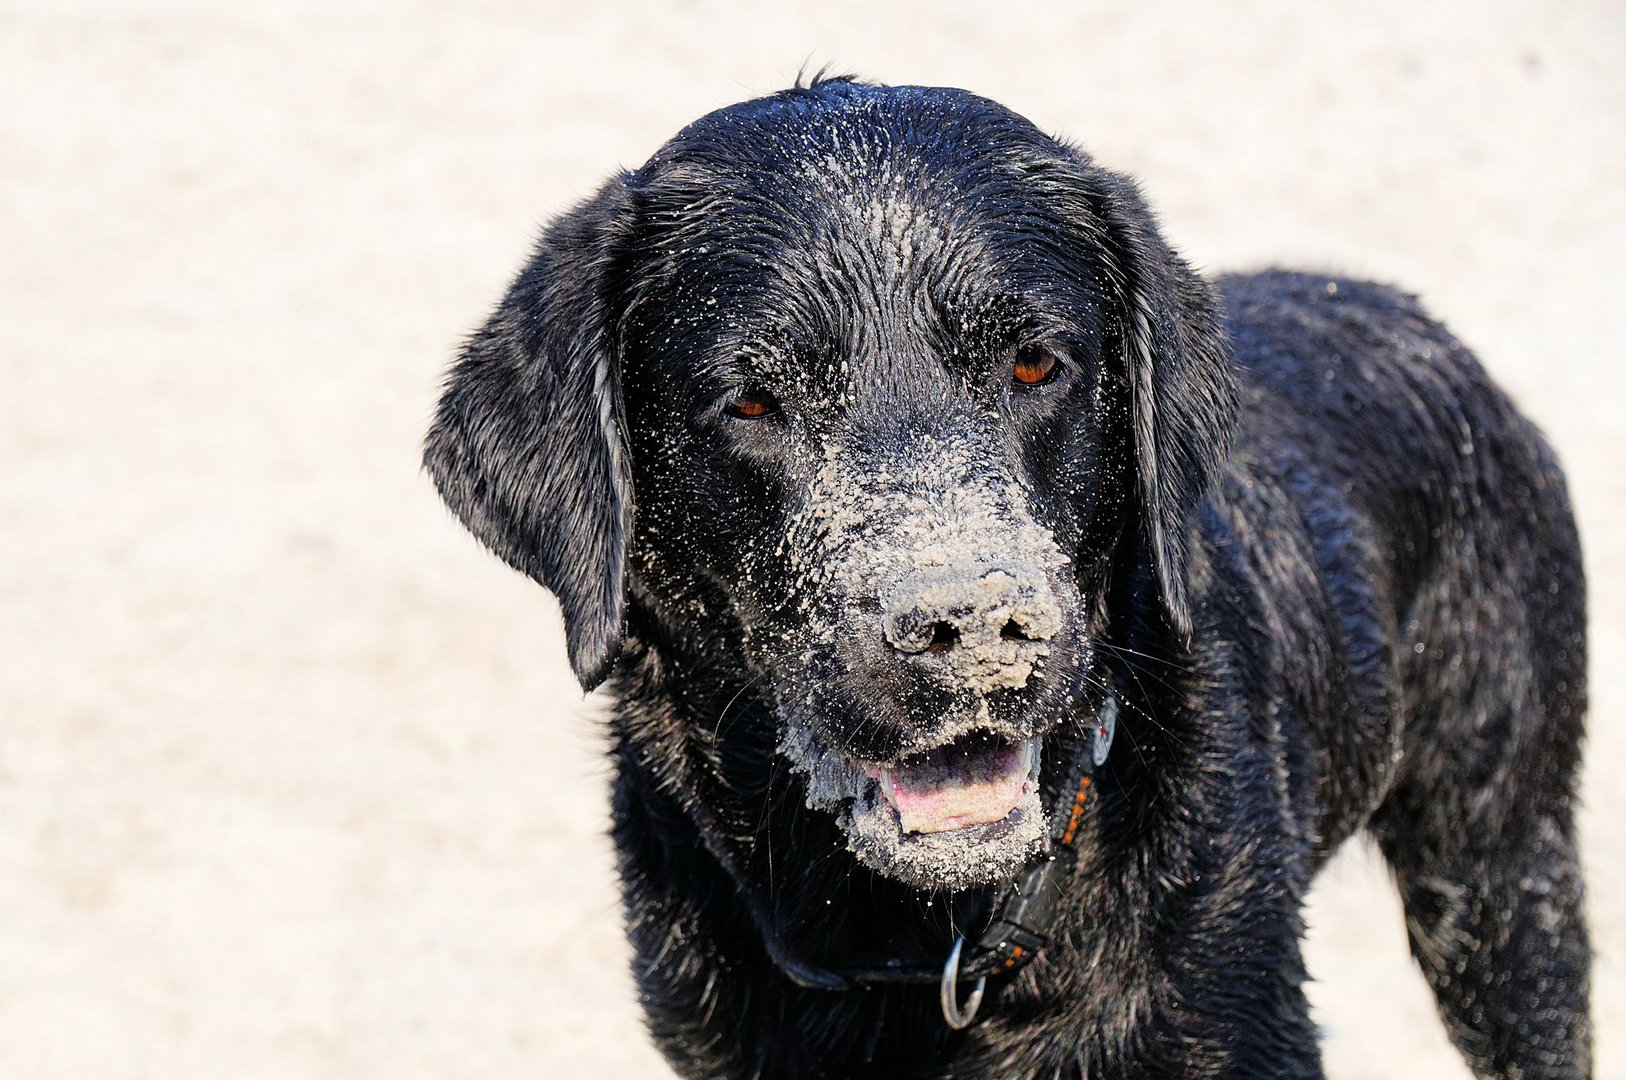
[782,720,1050,890]
[860,733,1039,835]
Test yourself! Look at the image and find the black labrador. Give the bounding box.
[425,77,1590,1078]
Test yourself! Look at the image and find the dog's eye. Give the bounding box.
[724,388,780,419]
[1012,345,1065,387]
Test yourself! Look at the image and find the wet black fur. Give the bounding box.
[426,78,1590,1078]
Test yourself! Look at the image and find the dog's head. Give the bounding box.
[427,79,1235,890]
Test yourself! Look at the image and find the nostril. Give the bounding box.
[1000,618,1032,642]
[926,623,960,654]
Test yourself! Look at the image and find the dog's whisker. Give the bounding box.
[1077,670,1192,764]
[712,670,769,744]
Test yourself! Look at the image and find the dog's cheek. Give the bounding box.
[714,479,926,752]
[1024,392,1133,570]
[732,495,850,658]
[642,445,838,678]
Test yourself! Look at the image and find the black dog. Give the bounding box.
[426,77,1590,1078]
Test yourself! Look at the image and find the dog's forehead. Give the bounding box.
[627,84,1100,397]
[639,82,1068,256]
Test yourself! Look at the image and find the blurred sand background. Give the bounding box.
[3,1,1623,1076]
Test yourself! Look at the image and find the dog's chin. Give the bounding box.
[781,721,1050,892]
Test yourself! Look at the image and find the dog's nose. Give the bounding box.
[881,564,1061,679]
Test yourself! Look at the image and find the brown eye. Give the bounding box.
[724,388,780,419]
[1012,345,1063,386]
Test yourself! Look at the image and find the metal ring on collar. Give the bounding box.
[939,936,987,1029]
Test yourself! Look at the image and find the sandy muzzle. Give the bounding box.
[783,719,1050,891]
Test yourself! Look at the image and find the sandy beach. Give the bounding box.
[2,2,1622,1075]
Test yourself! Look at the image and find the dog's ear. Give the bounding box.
[425,175,635,691]
[1086,169,1238,639]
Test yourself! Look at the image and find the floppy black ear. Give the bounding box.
[1086,168,1238,639]
[425,175,635,691]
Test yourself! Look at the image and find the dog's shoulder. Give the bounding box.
[1214,269,1517,467]
[1216,269,1449,385]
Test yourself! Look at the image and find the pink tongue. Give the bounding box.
[885,743,1029,834]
